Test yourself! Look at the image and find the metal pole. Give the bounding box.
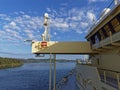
[116,73,120,89]
[109,31,112,43]
[103,71,106,83]
[53,54,56,90]
[49,54,52,90]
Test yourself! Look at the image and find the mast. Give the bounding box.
[42,13,50,41]
[114,0,119,5]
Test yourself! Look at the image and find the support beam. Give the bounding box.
[53,54,56,90]
[111,42,120,46]
[49,54,52,90]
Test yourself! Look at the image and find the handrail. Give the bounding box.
[98,68,120,89]
[92,30,120,49]
[98,68,120,73]
[87,0,116,36]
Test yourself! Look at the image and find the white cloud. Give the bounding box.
[53,32,57,36]
[0,12,44,43]
[47,8,51,12]
[28,33,34,39]
[89,0,97,2]
[0,7,97,43]
[10,21,16,27]
[48,7,97,34]
[87,12,96,22]
[54,23,69,29]
[80,22,89,29]
[88,0,107,2]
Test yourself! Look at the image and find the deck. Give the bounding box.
[32,41,98,54]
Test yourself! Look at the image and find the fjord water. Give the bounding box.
[0,62,75,90]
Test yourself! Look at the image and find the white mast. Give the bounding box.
[42,13,50,41]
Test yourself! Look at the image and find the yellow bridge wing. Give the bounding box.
[32,41,97,54]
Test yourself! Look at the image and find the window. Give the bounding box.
[99,29,105,40]
[97,32,101,41]
[103,24,111,36]
[110,18,120,32]
[95,34,99,43]
[91,36,95,44]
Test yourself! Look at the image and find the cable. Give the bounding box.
[88,0,115,33]
[96,0,114,22]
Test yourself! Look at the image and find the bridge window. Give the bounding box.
[110,18,120,32]
[95,34,99,43]
[99,29,105,40]
[97,32,101,41]
[91,36,95,44]
[103,24,111,36]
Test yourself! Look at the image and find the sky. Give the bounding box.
[0,0,113,59]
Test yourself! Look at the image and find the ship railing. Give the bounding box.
[98,68,120,89]
[87,0,115,35]
[76,59,91,65]
[92,31,120,49]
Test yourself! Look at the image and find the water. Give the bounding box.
[0,62,75,90]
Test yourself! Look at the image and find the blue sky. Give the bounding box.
[0,0,111,59]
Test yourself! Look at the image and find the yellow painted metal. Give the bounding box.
[32,41,97,54]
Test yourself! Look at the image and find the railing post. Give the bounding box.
[103,71,106,83]
[116,73,120,89]
[109,31,112,43]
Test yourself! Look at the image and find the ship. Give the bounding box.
[31,0,120,90]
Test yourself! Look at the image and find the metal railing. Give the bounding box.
[98,68,120,89]
[87,0,116,35]
[92,31,120,49]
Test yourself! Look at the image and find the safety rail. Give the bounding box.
[76,59,91,65]
[87,0,115,35]
[98,68,120,89]
[92,31,120,49]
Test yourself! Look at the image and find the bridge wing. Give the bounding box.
[32,41,97,54]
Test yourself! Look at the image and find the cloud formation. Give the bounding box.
[0,13,44,44]
[48,7,97,34]
[88,0,107,2]
[0,6,97,44]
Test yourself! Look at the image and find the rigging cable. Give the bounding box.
[96,0,115,22]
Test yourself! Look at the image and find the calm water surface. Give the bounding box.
[0,62,75,90]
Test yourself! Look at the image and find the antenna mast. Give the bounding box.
[114,0,119,5]
[42,13,50,41]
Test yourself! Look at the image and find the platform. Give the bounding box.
[32,41,97,54]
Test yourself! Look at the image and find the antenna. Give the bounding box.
[114,0,119,5]
[42,13,50,41]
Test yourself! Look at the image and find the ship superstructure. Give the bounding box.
[76,0,120,90]
[31,0,120,90]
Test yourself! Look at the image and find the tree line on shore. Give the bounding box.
[23,59,76,63]
[0,57,23,69]
[0,57,76,69]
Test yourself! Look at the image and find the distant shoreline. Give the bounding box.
[23,59,76,63]
[0,57,23,69]
[0,57,76,69]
